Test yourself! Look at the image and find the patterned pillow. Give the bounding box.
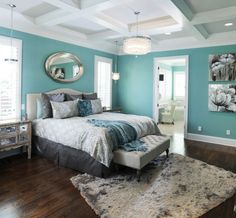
[79,99,103,117]
[41,93,65,119]
[51,100,79,119]
[66,94,82,101]
[82,93,97,100]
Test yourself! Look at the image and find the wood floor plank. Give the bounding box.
[0,139,236,218]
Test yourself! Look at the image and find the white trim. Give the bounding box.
[184,56,189,138]
[186,133,236,148]
[153,60,159,122]
[94,55,113,108]
[153,55,189,138]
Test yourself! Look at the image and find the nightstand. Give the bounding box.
[0,120,32,159]
[103,107,122,113]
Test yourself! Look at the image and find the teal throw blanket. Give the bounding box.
[87,119,147,152]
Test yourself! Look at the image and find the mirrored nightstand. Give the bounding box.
[0,120,32,159]
[103,107,122,113]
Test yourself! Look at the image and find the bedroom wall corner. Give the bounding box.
[118,44,236,140]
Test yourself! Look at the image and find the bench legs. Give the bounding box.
[166,148,169,158]
[137,170,141,182]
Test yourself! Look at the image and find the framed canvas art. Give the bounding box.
[209,53,236,81]
[209,84,236,112]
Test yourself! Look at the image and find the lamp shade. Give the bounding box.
[123,36,151,55]
[112,72,120,80]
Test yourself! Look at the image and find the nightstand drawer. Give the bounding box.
[19,133,30,143]
[0,136,17,147]
[0,125,17,135]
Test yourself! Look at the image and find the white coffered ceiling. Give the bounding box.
[0,0,236,54]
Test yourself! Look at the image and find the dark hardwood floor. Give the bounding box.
[0,137,236,217]
[0,154,97,218]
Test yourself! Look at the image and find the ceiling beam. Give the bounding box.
[170,0,194,20]
[129,16,177,32]
[79,0,109,9]
[86,12,128,34]
[207,30,236,44]
[87,30,122,40]
[142,25,183,36]
[35,9,73,26]
[42,0,80,11]
[53,25,87,40]
[191,6,236,25]
[156,0,209,40]
[36,0,132,26]
[170,0,209,39]
[88,15,182,40]
[193,24,209,39]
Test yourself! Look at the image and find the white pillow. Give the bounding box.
[51,100,78,119]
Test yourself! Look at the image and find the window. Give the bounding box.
[94,56,112,108]
[0,36,22,120]
[174,72,185,100]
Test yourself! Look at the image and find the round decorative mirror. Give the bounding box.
[45,52,84,83]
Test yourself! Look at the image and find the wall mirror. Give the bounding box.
[45,52,84,83]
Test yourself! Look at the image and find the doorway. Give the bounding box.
[153,56,188,139]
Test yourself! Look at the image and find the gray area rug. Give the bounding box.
[71,153,236,218]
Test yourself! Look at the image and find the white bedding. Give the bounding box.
[33,112,159,167]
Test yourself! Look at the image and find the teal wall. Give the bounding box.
[0,27,118,113]
[118,44,236,139]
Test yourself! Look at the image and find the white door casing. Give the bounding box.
[153,55,189,138]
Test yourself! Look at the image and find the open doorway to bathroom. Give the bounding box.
[153,56,188,147]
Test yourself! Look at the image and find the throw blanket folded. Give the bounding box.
[87,119,147,152]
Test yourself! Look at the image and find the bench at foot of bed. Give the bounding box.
[113,135,170,181]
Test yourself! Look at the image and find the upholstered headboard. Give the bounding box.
[26,88,89,120]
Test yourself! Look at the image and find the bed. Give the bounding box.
[27,88,160,177]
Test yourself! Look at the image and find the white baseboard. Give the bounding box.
[186,133,236,148]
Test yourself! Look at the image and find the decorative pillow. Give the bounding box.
[51,100,79,119]
[82,93,97,100]
[79,99,103,117]
[41,93,65,119]
[66,93,82,101]
[36,98,43,119]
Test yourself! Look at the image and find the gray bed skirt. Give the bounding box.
[33,136,112,178]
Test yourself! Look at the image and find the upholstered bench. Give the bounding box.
[113,135,170,180]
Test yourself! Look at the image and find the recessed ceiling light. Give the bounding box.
[165,32,171,35]
[224,22,233,27]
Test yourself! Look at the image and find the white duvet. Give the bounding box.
[33,112,159,167]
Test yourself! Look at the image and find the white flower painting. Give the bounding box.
[209,53,236,81]
[209,84,236,112]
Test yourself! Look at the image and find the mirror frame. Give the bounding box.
[45,52,84,83]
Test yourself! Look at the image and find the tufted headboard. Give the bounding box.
[26,88,90,120]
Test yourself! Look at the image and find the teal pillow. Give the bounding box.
[36,98,43,119]
[79,100,93,117]
[78,99,103,117]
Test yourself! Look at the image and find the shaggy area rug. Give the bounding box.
[71,153,236,218]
